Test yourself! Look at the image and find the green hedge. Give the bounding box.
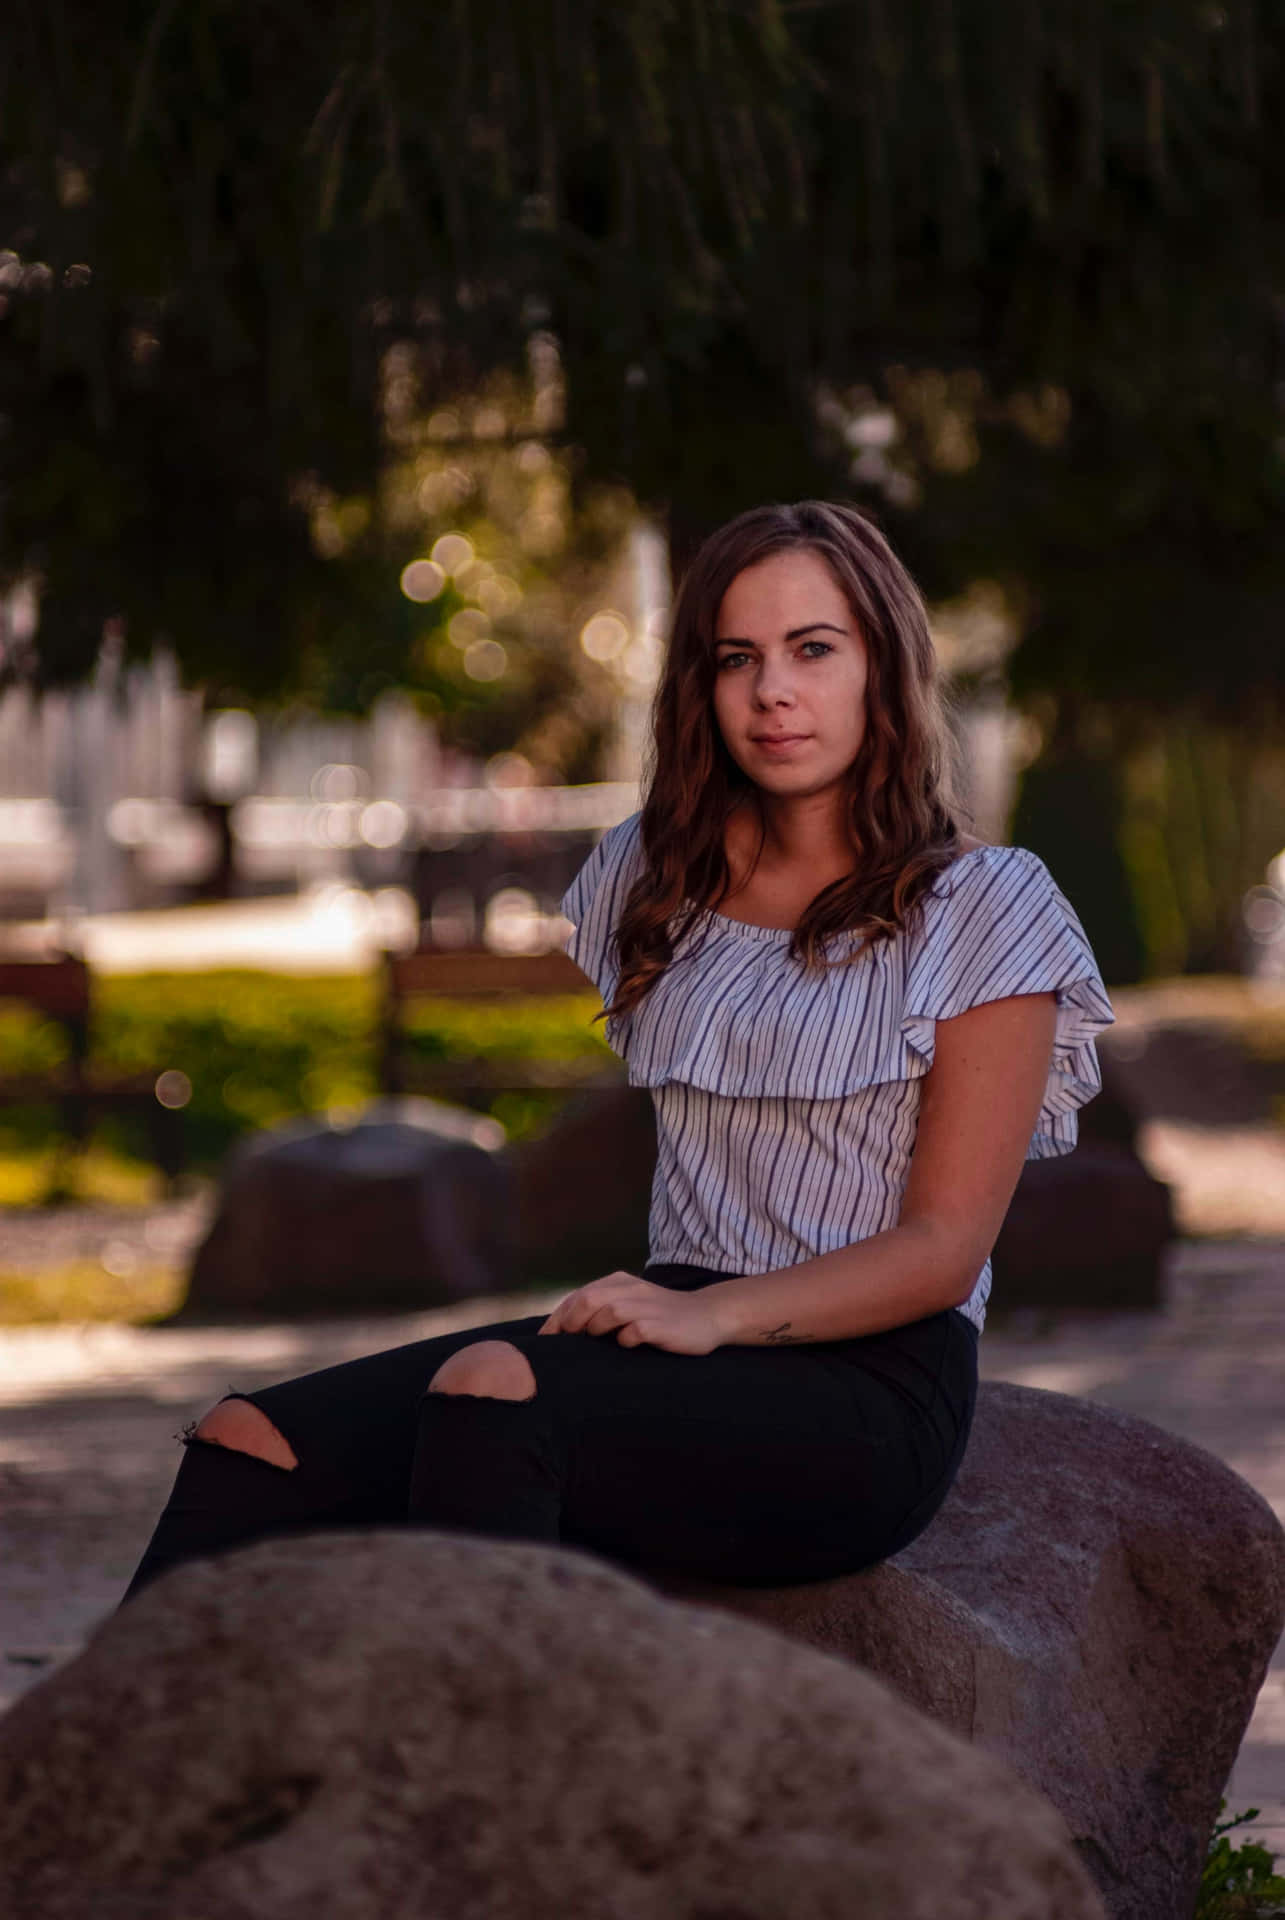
[0,971,611,1166]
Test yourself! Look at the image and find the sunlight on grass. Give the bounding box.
[0,1146,159,1209]
[0,1261,187,1326]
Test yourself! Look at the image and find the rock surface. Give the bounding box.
[990,1141,1175,1309]
[657,1380,1285,1920]
[0,1532,1104,1920]
[511,1083,655,1285]
[183,1098,511,1317]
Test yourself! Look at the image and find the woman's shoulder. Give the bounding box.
[920,836,1052,905]
[904,837,1104,1011]
[560,811,643,921]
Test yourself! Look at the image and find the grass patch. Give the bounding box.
[0,1260,187,1326]
[0,1141,160,1209]
[0,970,611,1185]
[1198,1803,1285,1918]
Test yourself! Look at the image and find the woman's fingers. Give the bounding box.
[538,1274,658,1338]
[583,1302,631,1337]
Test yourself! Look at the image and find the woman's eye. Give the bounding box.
[715,641,832,670]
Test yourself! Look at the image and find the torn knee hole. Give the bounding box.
[190,1397,299,1470]
[426,1341,538,1403]
[426,1384,538,1404]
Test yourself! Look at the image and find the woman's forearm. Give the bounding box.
[702,1223,977,1346]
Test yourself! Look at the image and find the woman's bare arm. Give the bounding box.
[701,991,1059,1345]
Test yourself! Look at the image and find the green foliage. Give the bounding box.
[0,971,610,1170]
[1011,718,1285,980]
[1197,1803,1285,1920]
[1010,749,1147,986]
[0,1259,183,1326]
[2,0,1283,727]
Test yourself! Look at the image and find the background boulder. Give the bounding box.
[657,1381,1285,1920]
[510,1082,655,1286]
[182,1098,511,1318]
[0,1532,1104,1920]
[985,1035,1176,1312]
[989,1141,1174,1310]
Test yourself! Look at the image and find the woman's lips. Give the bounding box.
[751,733,811,753]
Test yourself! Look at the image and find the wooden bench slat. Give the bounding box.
[380,944,609,1103]
[387,948,591,998]
[0,957,90,1021]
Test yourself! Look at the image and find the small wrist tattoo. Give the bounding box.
[762,1321,803,1345]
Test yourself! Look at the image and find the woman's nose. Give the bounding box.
[753,664,797,707]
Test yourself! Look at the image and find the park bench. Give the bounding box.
[377,945,623,1109]
[0,952,185,1186]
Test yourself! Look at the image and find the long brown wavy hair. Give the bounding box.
[608,500,968,1021]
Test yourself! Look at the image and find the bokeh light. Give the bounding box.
[484,751,534,788]
[580,611,630,661]
[155,1069,193,1110]
[359,800,408,849]
[430,532,474,575]
[448,608,492,649]
[400,558,446,603]
[475,574,523,617]
[463,639,508,681]
[485,886,545,954]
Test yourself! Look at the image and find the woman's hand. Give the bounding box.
[537,1271,727,1355]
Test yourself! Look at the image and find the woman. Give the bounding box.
[123,500,1113,1602]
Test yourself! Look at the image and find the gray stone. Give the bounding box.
[182,1097,512,1317]
[991,1142,1175,1311]
[656,1381,1285,1920]
[0,1532,1104,1920]
[510,1083,655,1284]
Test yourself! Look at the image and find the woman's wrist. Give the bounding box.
[701,1277,780,1347]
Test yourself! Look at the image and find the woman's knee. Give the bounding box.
[427,1340,537,1402]
[192,1397,299,1470]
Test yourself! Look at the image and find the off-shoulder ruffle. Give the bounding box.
[559,811,647,1005]
[898,845,1116,1158]
[560,819,1114,1157]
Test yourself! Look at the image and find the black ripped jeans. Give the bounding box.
[122,1264,979,1603]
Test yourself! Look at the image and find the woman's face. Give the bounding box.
[712,548,869,803]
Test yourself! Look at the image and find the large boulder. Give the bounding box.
[987,1037,1176,1312]
[989,1141,1175,1310]
[656,1381,1285,1920]
[0,1533,1104,1920]
[510,1083,655,1286]
[182,1097,511,1318]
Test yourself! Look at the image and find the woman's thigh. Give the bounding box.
[235,1304,977,1583]
[507,1309,978,1586]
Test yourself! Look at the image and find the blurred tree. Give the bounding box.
[2,0,1282,749]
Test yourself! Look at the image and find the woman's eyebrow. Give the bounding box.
[713,622,849,646]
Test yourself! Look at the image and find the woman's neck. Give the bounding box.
[718,794,859,924]
[728,792,855,878]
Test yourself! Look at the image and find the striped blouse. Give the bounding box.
[560,811,1115,1333]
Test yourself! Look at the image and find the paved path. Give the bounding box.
[1,1237,1282,1861]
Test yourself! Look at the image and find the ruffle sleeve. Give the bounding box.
[559,810,646,1004]
[900,845,1115,1159]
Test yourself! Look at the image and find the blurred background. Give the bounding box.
[3,6,1285,1865]
[0,1,1283,1295]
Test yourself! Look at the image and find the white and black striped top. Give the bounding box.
[561,812,1114,1333]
